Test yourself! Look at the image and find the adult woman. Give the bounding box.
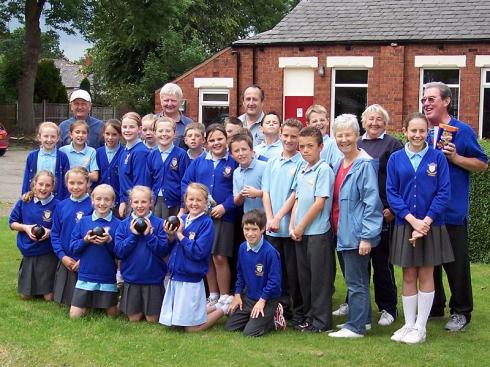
[328,114,383,338]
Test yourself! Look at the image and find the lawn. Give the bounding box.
[1,216,489,367]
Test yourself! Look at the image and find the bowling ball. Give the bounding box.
[31,224,45,240]
[134,217,148,234]
[167,216,180,229]
[91,226,105,237]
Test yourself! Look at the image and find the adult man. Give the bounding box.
[238,85,265,146]
[59,90,103,148]
[423,82,488,331]
[158,83,192,148]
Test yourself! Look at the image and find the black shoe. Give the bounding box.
[301,324,326,333]
[293,320,311,331]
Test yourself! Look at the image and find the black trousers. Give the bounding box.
[432,223,473,321]
[225,295,278,336]
[266,235,303,320]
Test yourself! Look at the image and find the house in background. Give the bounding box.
[155,0,490,138]
[54,58,86,96]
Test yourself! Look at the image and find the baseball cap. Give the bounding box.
[70,89,92,103]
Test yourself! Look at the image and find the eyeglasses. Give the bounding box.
[420,96,440,104]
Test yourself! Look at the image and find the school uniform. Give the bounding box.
[59,116,103,148]
[292,159,335,331]
[181,152,237,257]
[59,143,98,172]
[321,135,343,167]
[387,144,454,267]
[147,145,190,219]
[187,149,206,161]
[233,158,266,213]
[114,213,169,316]
[225,237,282,336]
[119,139,151,206]
[69,213,120,309]
[159,213,215,326]
[51,194,93,305]
[253,139,283,160]
[95,144,124,207]
[262,152,303,321]
[9,195,59,297]
[22,148,70,199]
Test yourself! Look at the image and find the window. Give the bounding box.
[420,69,460,118]
[199,89,229,127]
[480,69,490,138]
[331,69,368,128]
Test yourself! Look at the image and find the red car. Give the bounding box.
[0,123,8,156]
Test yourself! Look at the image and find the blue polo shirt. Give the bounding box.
[105,144,121,164]
[233,158,266,212]
[60,143,98,172]
[262,152,303,237]
[254,139,283,160]
[321,135,343,166]
[239,111,265,146]
[292,159,334,235]
[37,147,57,174]
[404,142,429,171]
[59,116,103,148]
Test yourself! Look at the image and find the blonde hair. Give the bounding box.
[121,112,142,127]
[142,113,157,127]
[91,184,116,201]
[306,104,328,122]
[65,167,90,184]
[154,116,176,132]
[184,183,209,203]
[37,121,60,139]
[184,122,204,137]
[22,170,55,202]
[128,185,153,204]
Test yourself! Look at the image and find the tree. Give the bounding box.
[0,0,88,133]
[79,77,90,94]
[34,58,67,103]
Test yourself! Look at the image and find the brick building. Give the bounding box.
[155,0,490,137]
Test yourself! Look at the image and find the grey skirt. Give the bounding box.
[119,283,165,316]
[390,224,454,267]
[18,252,57,297]
[212,219,235,257]
[71,288,118,309]
[53,262,78,306]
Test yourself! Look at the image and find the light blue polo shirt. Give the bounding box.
[60,143,98,172]
[262,152,303,237]
[239,111,265,146]
[292,159,334,235]
[404,142,429,171]
[254,139,283,160]
[233,158,266,212]
[321,135,343,166]
[105,144,121,164]
[37,147,57,174]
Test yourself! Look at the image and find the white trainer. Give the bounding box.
[328,328,364,338]
[390,325,412,342]
[332,303,349,316]
[378,310,395,326]
[401,327,426,344]
[336,323,371,331]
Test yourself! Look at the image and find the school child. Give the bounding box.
[223,116,242,139]
[118,112,151,217]
[387,112,453,344]
[147,117,190,219]
[114,186,168,322]
[95,119,124,210]
[22,121,70,200]
[306,104,343,166]
[9,170,59,300]
[68,184,121,318]
[288,126,336,333]
[254,112,283,159]
[160,183,227,331]
[183,122,206,160]
[141,114,158,150]
[225,209,283,336]
[229,133,266,212]
[262,118,304,324]
[181,123,237,308]
[59,120,99,183]
[51,167,93,305]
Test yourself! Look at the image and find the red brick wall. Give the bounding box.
[156,42,490,134]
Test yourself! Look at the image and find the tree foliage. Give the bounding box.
[79,77,91,94]
[34,58,67,103]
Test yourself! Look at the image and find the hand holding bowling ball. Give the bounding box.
[91,226,105,237]
[31,224,46,240]
[134,217,148,234]
[166,216,180,230]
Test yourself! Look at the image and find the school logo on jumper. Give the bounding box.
[75,211,84,222]
[255,263,264,277]
[223,166,232,178]
[189,232,196,240]
[124,153,131,165]
[170,157,178,170]
[427,162,438,177]
[42,210,52,222]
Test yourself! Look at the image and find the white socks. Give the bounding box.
[414,290,435,331]
[402,294,418,327]
[208,292,219,302]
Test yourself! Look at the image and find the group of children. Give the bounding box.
[9,104,455,342]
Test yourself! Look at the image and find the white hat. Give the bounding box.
[70,89,91,103]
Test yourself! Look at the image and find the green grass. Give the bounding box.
[1,217,489,367]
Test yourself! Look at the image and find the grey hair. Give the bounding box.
[159,83,183,100]
[332,114,360,136]
[361,104,389,126]
[424,81,452,100]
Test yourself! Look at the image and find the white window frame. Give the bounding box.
[418,68,460,119]
[198,88,230,124]
[479,68,490,138]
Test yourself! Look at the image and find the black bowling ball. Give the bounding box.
[91,226,105,237]
[167,216,180,229]
[31,224,45,240]
[134,218,148,234]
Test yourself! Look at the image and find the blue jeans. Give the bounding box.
[342,249,372,335]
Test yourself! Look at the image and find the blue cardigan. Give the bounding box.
[22,148,70,200]
[114,215,169,285]
[95,145,124,206]
[147,146,190,208]
[119,141,151,203]
[387,146,450,226]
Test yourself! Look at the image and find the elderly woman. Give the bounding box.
[328,114,383,338]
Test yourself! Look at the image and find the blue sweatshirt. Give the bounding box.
[51,196,93,260]
[9,197,59,257]
[114,215,169,285]
[147,146,190,208]
[235,237,282,301]
[181,153,237,222]
[119,141,151,203]
[167,214,215,283]
[95,145,124,206]
[22,148,70,200]
[69,215,120,284]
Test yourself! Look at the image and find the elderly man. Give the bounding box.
[158,83,192,147]
[238,85,265,146]
[422,82,488,332]
[59,90,103,148]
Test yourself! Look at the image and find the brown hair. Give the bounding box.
[184,122,205,137]
[242,209,267,229]
[403,112,429,130]
[102,119,122,136]
[206,123,227,140]
[228,133,253,151]
[223,116,242,128]
[22,170,55,202]
[299,126,323,145]
[69,120,89,133]
[121,112,142,127]
[282,118,303,131]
